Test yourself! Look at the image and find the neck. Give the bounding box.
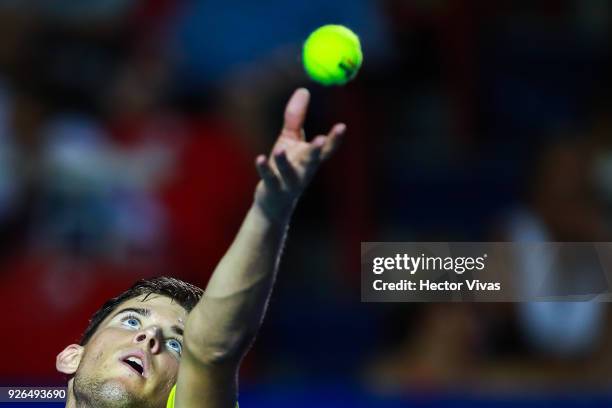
[65,380,77,408]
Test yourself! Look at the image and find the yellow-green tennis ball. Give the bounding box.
[303,25,363,86]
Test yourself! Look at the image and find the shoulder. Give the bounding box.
[166,385,239,408]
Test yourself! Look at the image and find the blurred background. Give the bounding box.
[2,0,612,406]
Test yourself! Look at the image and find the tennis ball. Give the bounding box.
[303,25,363,86]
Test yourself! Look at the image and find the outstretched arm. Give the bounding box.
[175,88,345,407]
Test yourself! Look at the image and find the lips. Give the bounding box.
[125,356,144,375]
[119,349,150,378]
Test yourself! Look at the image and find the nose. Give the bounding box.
[134,326,163,354]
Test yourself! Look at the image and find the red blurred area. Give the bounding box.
[0,115,254,380]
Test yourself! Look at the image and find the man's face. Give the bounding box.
[71,294,188,407]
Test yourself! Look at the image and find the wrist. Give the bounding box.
[251,197,295,227]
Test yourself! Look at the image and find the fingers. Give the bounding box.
[309,136,326,161]
[282,88,310,138]
[320,123,346,161]
[255,155,280,190]
[256,121,345,194]
[255,152,300,191]
[274,150,299,190]
[302,136,325,179]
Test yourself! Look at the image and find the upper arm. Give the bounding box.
[172,345,239,408]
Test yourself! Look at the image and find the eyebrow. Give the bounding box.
[113,307,151,318]
[113,307,184,336]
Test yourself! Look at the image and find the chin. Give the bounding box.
[75,370,151,408]
[98,379,134,402]
[99,379,163,408]
[93,377,151,407]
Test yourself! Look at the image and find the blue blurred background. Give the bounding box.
[2,0,612,406]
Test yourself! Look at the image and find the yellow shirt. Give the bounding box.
[166,385,238,408]
[166,385,177,408]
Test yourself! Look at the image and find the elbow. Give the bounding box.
[195,347,243,367]
[184,329,257,367]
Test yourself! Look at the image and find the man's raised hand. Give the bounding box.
[254,88,345,221]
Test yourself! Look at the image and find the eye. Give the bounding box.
[166,339,182,355]
[121,315,141,329]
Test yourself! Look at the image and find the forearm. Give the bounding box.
[184,201,290,365]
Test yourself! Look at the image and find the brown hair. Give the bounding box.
[80,276,203,345]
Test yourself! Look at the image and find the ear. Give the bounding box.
[56,344,84,375]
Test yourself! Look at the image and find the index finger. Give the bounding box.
[282,88,310,137]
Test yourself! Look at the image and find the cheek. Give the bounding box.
[159,356,180,382]
[83,329,129,369]
[77,348,106,377]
